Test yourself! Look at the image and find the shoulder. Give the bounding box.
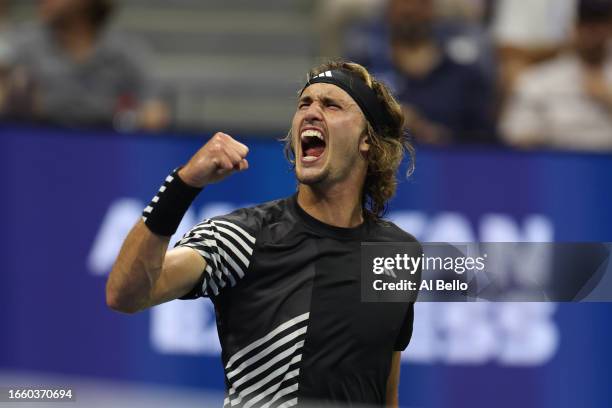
[370,218,420,244]
[208,196,293,236]
[176,196,294,250]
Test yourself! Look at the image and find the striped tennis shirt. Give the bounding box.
[175,194,418,407]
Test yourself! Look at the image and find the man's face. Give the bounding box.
[291,83,369,188]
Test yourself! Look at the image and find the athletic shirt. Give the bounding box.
[175,194,420,407]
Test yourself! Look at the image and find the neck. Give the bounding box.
[297,183,364,228]
[51,18,97,61]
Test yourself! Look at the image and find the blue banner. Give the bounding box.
[1,125,611,407]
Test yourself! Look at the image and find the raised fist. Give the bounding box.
[178,132,249,187]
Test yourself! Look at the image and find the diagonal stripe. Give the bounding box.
[190,227,250,272]
[186,219,211,234]
[260,384,299,408]
[193,244,230,287]
[213,223,254,255]
[275,398,298,408]
[202,254,236,288]
[214,220,256,244]
[200,275,209,297]
[202,226,251,268]
[241,368,301,408]
[232,362,301,407]
[174,219,255,297]
[207,272,219,296]
[205,262,226,291]
[231,340,305,388]
[227,329,306,381]
[226,313,309,370]
[181,242,239,296]
[187,236,247,278]
[185,246,225,287]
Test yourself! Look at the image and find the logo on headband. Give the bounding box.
[313,71,333,79]
[304,68,396,135]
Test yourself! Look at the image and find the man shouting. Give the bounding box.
[107,60,420,408]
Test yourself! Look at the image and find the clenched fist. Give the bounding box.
[178,132,249,188]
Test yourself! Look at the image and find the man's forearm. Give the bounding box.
[106,132,249,313]
[106,220,169,313]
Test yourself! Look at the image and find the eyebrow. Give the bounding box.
[298,95,313,105]
[298,95,345,106]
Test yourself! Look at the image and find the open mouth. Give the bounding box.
[300,129,326,162]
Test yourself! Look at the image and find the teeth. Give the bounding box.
[300,129,324,141]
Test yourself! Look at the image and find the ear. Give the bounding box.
[359,130,371,154]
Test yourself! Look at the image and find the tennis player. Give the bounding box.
[107,60,420,408]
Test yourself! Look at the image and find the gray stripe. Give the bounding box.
[227,327,307,380]
[214,220,256,244]
[231,340,305,388]
[225,312,310,370]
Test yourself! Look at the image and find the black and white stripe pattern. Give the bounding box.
[223,312,309,408]
[141,173,175,223]
[175,219,256,296]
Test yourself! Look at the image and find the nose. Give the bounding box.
[302,101,323,124]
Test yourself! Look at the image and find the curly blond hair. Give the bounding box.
[283,60,415,220]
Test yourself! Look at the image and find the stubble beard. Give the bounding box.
[296,165,330,187]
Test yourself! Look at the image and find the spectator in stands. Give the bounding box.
[492,0,577,108]
[344,0,495,145]
[0,0,168,131]
[500,0,612,151]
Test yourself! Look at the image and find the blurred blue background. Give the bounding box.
[1,125,611,407]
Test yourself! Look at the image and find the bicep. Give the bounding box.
[148,246,206,307]
[386,351,402,407]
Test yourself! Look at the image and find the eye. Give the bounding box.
[326,102,341,110]
[298,102,310,109]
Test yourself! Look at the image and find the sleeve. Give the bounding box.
[174,216,257,299]
[394,303,414,351]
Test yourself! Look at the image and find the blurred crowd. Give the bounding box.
[0,0,611,153]
[326,0,612,152]
[0,0,168,131]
